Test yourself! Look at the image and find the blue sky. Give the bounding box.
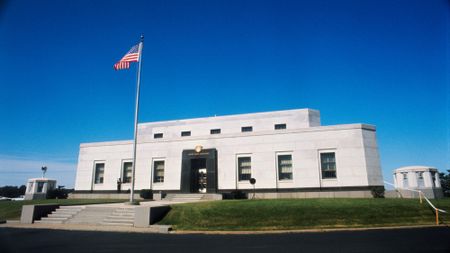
[0,0,448,188]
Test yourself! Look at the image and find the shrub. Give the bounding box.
[371,186,385,198]
[140,189,153,199]
[46,188,69,199]
[222,190,248,199]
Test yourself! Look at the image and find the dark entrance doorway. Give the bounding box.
[190,158,207,193]
[181,149,217,193]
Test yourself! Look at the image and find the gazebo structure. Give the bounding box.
[393,166,443,199]
[24,178,57,200]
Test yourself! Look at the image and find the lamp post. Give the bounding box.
[249,178,256,199]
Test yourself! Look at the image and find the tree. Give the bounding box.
[46,186,73,199]
[439,170,450,197]
[0,185,26,198]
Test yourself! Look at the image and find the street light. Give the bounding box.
[249,178,256,199]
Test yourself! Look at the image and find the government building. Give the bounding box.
[73,108,384,198]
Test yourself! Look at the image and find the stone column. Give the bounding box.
[31,181,36,193]
[434,172,441,188]
[393,174,398,188]
[408,171,417,188]
[399,173,407,188]
[423,171,433,188]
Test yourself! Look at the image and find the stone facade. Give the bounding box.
[393,166,443,199]
[74,108,384,198]
[24,178,57,200]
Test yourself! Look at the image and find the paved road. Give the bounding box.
[1,227,449,253]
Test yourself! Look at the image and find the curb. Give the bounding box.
[0,222,445,235]
[171,224,447,235]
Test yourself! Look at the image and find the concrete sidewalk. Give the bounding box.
[0,221,172,234]
[5,198,204,233]
[78,198,207,208]
[1,220,444,235]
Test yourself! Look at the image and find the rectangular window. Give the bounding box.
[402,173,408,188]
[278,154,293,180]
[238,157,251,181]
[241,126,253,132]
[154,133,163,139]
[320,152,336,179]
[181,131,191,137]
[417,172,424,187]
[153,160,165,183]
[36,182,44,193]
[94,163,105,184]
[274,123,286,130]
[122,161,133,183]
[210,129,221,134]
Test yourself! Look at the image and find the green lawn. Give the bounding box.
[0,199,124,220]
[158,198,450,231]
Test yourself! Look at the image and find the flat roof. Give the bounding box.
[138,108,319,128]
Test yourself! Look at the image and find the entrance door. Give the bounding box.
[190,159,207,193]
[180,149,217,193]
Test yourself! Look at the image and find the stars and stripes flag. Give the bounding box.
[113,44,140,70]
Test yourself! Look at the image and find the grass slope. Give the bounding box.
[158,198,450,231]
[0,199,124,220]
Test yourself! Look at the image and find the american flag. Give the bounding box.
[114,44,140,70]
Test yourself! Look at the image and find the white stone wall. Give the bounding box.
[137,108,320,143]
[74,122,383,192]
[393,167,441,188]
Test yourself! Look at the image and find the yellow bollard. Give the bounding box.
[419,192,422,204]
[436,209,439,225]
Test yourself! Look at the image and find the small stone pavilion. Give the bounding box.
[393,166,443,199]
[24,178,57,200]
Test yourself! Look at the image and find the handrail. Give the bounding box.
[384,181,446,225]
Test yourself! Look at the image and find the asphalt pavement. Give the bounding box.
[1,226,449,253]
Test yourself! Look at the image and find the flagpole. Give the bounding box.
[129,35,144,204]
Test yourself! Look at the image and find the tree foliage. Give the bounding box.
[0,185,26,198]
[46,186,73,199]
[439,170,450,197]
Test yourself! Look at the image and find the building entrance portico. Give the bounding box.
[181,148,217,193]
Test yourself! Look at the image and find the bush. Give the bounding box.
[140,189,153,199]
[371,186,385,198]
[46,188,69,199]
[222,190,248,199]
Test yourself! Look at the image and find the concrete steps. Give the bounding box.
[101,208,135,226]
[35,205,137,227]
[164,194,206,202]
[66,207,116,225]
[35,206,85,224]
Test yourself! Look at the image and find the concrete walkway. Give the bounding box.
[1,221,445,235]
[80,198,207,208]
[1,221,171,234]
[2,198,206,233]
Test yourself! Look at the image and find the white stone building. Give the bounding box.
[73,108,384,198]
[24,178,57,200]
[393,166,443,199]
